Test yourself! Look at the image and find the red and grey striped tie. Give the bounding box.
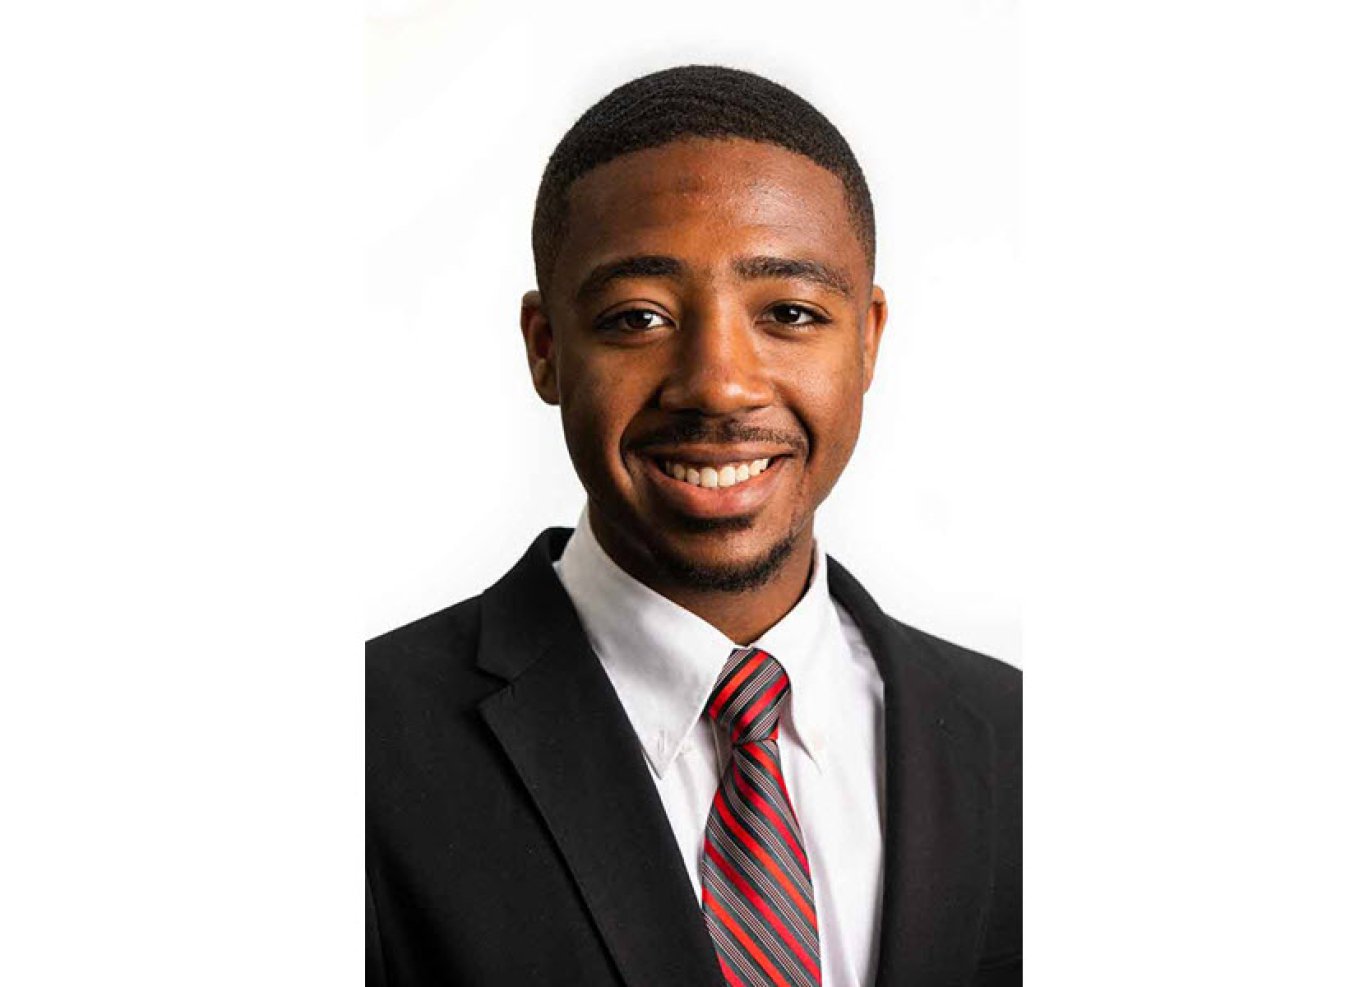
[700,646,821,987]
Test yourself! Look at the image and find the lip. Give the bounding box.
[635,443,795,467]
[635,452,789,519]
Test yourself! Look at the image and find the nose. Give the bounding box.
[658,303,775,415]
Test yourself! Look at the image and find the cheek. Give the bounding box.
[558,389,611,472]
[787,348,866,476]
[557,352,642,471]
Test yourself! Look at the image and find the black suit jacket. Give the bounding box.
[367,528,1021,986]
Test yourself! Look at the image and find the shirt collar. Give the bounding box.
[555,507,838,778]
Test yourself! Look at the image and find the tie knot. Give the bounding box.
[705,647,790,745]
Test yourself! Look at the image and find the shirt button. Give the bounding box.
[678,741,693,757]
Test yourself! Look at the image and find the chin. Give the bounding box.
[647,524,801,594]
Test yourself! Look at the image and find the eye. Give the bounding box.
[597,308,673,334]
[765,303,827,327]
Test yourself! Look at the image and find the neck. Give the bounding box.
[588,510,817,645]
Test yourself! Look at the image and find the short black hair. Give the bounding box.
[531,65,876,302]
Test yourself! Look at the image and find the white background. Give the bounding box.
[365,0,1023,662]
[3,1,1348,984]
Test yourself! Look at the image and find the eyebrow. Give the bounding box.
[733,255,854,299]
[574,255,686,302]
[573,253,855,303]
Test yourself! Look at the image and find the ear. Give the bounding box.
[520,290,560,405]
[862,284,888,391]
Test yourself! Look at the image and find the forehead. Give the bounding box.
[554,138,865,288]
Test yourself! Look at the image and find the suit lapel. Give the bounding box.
[828,557,996,987]
[476,529,725,987]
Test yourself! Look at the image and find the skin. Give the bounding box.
[521,137,887,644]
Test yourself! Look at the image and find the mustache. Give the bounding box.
[632,418,807,455]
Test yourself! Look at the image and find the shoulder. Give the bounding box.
[367,595,481,670]
[366,595,498,726]
[367,527,573,721]
[826,553,1019,729]
[888,618,1021,733]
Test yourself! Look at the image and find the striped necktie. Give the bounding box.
[700,646,821,987]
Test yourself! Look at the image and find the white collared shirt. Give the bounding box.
[554,508,886,987]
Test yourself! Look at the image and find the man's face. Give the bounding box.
[523,137,886,591]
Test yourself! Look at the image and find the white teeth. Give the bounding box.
[660,457,775,489]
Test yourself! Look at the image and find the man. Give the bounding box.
[367,65,1021,987]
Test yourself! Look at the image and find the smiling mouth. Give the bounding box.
[657,457,774,490]
[632,450,790,522]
